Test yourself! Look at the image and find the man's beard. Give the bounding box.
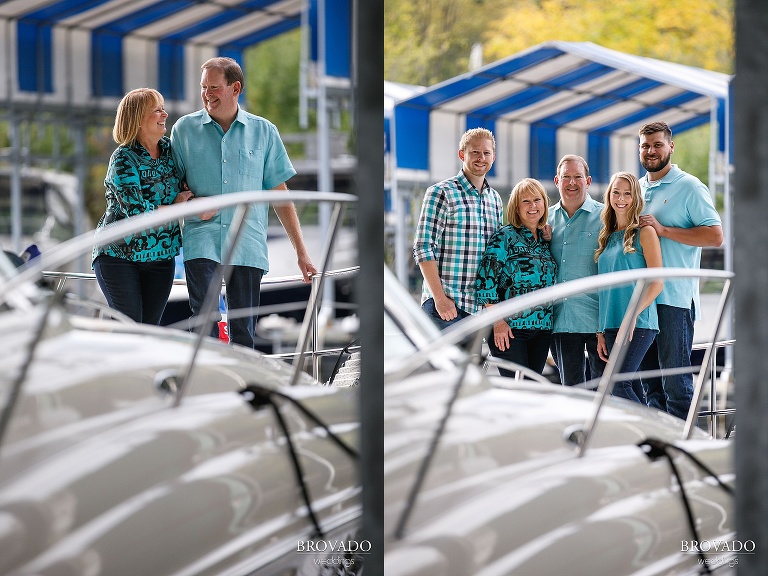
[641,152,672,174]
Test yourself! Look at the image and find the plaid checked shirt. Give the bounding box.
[413,170,503,314]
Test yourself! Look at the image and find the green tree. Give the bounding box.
[385,0,509,85]
[244,29,304,133]
[385,0,733,85]
[485,0,733,74]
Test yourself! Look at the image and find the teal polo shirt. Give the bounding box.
[170,107,296,271]
[547,196,604,333]
[640,165,721,319]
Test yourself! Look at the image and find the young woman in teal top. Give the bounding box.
[595,172,662,404]
[476,178,557,376]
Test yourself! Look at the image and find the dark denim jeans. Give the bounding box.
[604,327,657,405]
[93,255,175,325]
[488,328,552,376]
[550,332,606,387]
[184,258,264,349]
[639,303,695,420]
[422,298,471,331]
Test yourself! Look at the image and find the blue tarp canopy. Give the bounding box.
[0,0,350,114]
[393,41,732,187]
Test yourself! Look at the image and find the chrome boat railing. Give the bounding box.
[0,191,358,409]
[42,265,360,382]
[385,267,735,444]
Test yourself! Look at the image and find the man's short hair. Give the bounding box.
[556,154,590,179]
[639,121,673,142]
[459,128,496,152]
[201,57,245,89]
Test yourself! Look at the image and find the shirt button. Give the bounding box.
[224,180,228,184]
[223,159,227,163]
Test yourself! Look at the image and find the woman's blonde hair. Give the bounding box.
[113,88,163,146]
[506,178,549,229]
[594,171,644,261]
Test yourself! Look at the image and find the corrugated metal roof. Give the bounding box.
[393,41,732,186]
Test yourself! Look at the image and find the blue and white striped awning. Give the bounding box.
[0,0,350,114]
[393,41,732,187]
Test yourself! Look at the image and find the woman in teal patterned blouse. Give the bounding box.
[476,178,557,375]
[595,172,663,404]
[92,88,193,324]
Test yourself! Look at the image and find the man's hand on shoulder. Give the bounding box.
[639,214,664,237]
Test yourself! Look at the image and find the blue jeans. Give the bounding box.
[93,255,175,325]
[604,328,657,404]
[185,258,264,349]
[488,328,552,376]
[550,332,606,387]
[422,298,470,331]
[639,303,695,419]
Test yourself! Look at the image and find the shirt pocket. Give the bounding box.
[577,231,598,257]
[239,148,265,184]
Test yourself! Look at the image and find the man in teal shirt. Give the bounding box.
[547,155,606,387]
[171,57,317,348]
[637,121,722,419]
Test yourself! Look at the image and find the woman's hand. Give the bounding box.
[173,190,194,204]
[493,320,514,351]
[597,332,609,362]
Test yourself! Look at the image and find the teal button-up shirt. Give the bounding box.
[547,196,604,333]
[640,165,721,319]
[170,107,296,271]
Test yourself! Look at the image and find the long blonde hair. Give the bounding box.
[594,172,644,261]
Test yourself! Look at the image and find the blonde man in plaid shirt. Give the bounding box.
[413,128,504,330]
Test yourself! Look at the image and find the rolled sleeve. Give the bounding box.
[412,186,445,263]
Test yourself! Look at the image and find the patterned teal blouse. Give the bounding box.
[475,225,557,330]
[92,136,182,263]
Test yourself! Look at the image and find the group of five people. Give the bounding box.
[413,121,723,420]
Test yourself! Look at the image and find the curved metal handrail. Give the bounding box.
[386,267,734,451]
[0,190,356,308]
[44,266,361,382]
[389,268,733,378]
[1,191,358,412]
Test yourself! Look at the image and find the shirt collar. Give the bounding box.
[130,136,170,156]
[201,106,245,127]
[642,164,682,187]
[456,170,489,195]
[553,195,600,215]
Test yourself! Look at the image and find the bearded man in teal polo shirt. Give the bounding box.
[171,57,317,348]
[637,121,723,419]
